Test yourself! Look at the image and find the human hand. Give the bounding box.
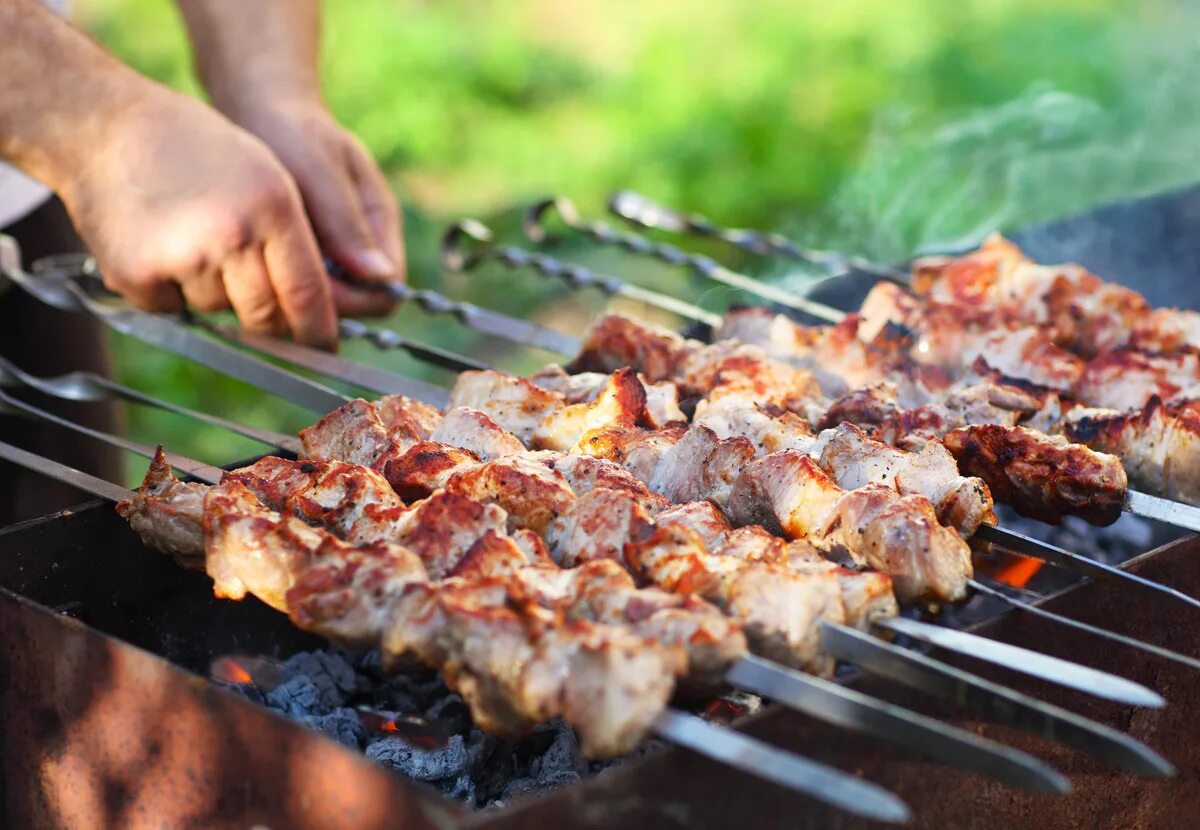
[230,96,404,316]
[60,86,341,347]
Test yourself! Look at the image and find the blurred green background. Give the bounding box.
[70,0,1200,481]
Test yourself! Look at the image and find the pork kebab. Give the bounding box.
[707,304,1200,512]
[570,311,1198,520]
[302,373,974,604]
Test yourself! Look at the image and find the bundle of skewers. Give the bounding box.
[4,199,1200,822]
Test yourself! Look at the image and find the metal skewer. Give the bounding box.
[607,189,912,283]
[442,220,722,328]
[1,354,1176,705]
[525,196,845,322]
[0,354,301,455]
[0,439,913,822]
[5,402,1169,786]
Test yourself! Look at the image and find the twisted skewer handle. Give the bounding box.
[608,190,911,283]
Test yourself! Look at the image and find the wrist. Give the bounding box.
[31,64,162,196]
[207,74,325,129]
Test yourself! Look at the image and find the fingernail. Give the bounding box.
[352,249,396,280]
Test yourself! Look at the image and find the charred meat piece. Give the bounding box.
[117,446,206,568]
[943,424,1127,526]
[1065,398,1200,505]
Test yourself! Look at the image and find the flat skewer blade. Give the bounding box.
[969,578,1200,675]
[215,327,451,409]
[876,617,1164,708]
[0,389,225,483]
[1125,489,1200,533]
[821,624,1174,777]
[432,301,581,356]
[97,303,350,415]
[975,523,1200,612]
[0,440,132,503]
[651,709,911,823]
[726,653,1068,794]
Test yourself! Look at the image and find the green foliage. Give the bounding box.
[69,0,1200,478]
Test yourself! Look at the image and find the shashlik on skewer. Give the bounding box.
[477,202,1200,513]
[601,191,1200,361]
[710,305,1200,511]
[112,438,1162,782]
[570,312,1178,522]
[120,451,683,758]
[911,234,1200,358]
[303,375,972,604]
[120,447,1084,791]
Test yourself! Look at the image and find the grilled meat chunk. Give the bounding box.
[449,370,566,445]
[445,455,577,533]
[1065,398,1200,505]
[531,364,686,428]
[117,446,206,567]
[572,312,699,382]
[533,368,648,451]
[728,451,971,602]
[431,407,524,461]
[300,397,430,469]
[624,523,844,674]
[943,424,1128,526]
[911,234,1151,358]
[816,422,995,536]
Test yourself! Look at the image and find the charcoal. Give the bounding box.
[498,776,542,802]
[266,675,328,717]
[441,772,477,806]
[375,672,447,714]
[425,692,471,734]
[280,650,357,709]
[532,727,586,779]
[589,737,666,774]
[468,731,516,805]
[303,708,366,749]
[535,768,582,790]
[366,734,469,781]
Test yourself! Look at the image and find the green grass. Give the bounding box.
[68,0,1200,479]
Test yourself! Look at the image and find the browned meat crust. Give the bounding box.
[943,424,1127,526]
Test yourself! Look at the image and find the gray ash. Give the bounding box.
[211,647,716,808]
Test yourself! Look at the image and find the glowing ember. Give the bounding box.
[211,656,254,686]
[703,698,750,724]
[993,555,1045,590]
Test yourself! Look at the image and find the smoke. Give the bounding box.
[810,10,1200,263]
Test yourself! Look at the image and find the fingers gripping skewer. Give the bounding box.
[0,238,348,414]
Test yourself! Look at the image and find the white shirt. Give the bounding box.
[0,0,70,229]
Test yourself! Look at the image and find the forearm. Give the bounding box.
[177,0,323,120]
[0,0,156,195]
